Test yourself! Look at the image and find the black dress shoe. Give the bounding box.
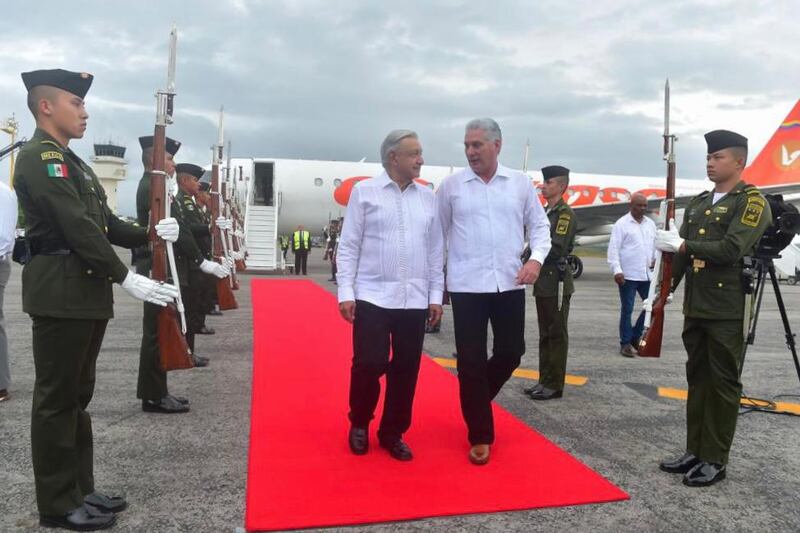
[197,326,216,335]
[659,453,700,474]
[523,383,544,395]
[528,386,563,401]
[142,396,190,414]
[380,439,413,461]
[84,491,127,513]
[167,394,189,406]
[683,461,726,487]
[40,504,116,531]
[348,426,369,455]
[192,354,209,367]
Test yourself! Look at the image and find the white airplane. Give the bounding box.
[223,100,800,271]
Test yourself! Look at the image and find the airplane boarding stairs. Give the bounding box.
[244,205,278,271]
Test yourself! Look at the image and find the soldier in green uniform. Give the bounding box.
[135,136,226,411]
[525,165,577,400]
[175,163,229,352]
[195,177,220,323]
[656,130,771,487]
[14,69,180,530]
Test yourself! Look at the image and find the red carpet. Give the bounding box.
[245,280,628,531]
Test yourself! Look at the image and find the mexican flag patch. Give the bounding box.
[47,163,69,178]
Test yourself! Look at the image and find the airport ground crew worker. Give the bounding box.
[293,224,311,275]
[655,129,771,487]
[14,68,180,530]
[525,165,577,400]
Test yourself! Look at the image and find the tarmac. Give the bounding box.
[2,251,800,532]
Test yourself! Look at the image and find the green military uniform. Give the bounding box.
[672,178,770,465]
[533,194,577,393]
[15,121,148,514]
[177,186,213,351]
[134,139,204,399]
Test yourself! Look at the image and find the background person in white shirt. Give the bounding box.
[607,193,657,357]
[0,179,17,402]
[336,129,444,462]
[436,118,551,465]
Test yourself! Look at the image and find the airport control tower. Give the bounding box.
[90,142,127,213]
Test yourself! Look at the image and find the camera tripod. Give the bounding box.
[741,254,800,386]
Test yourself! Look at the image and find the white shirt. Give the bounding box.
[436,163,551,293]
[607,212,657,281]
[0,181,17,257]
[336,171,444,309]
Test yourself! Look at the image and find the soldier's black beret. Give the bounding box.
[21,69,93,99]
[175,163,205,180]
[541,165,570,180]
[138,135,181,156]
[705,130,747,154]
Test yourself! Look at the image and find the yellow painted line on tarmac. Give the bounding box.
[658,387,800,415]
[430,357,588,386]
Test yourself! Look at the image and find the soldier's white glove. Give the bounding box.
[154,217,180,243]
[216,216,232,231]
[120,271,180,306]
[232,250,244,261]
[234,230,244,239]
[655,220,683,253]
[200,259,230,279]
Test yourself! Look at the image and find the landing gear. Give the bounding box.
[567,255,583,279]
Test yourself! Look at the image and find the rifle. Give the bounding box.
[228,166,248,271]
[211,106,239,309]
[150,25,193,371]
[638,79,677,358]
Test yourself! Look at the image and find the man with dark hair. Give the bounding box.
[14,68,180,530]
[525,165,577,401]
[437,118,551,465]
[656,129,770,487]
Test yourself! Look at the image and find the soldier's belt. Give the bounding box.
[29,239,72,256]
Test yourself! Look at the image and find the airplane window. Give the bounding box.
[314,178,323,187]
[333,178,342,187]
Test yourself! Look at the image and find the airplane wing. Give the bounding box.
[571,193,696,234]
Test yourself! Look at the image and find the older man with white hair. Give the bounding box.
[437,118,551,465]
[337,129,444,461]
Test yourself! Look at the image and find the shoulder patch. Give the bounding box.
[40,150,64,162]
[741,196,766,227]
[555,216,571,235]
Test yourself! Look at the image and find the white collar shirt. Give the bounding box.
[436,163,551,293]
[0,181,17,257]
[336,171,444,309]
[607,212,657,281]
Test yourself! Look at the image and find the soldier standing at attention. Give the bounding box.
[655,129,771,487]
[525,165,577,401]
[175,163,229,350]
[135,136,224,408]
[14,69,180,530]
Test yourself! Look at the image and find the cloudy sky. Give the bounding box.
[1,0,797,216]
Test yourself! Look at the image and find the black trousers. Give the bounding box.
[450,290,526,445]
[31,317,107,515]
[348,300,427,444]
[294,250,308,275]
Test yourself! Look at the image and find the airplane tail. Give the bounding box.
[743,99,800,188]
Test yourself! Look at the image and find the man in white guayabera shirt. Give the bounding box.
[336,129,444,462]
[436,118,551,466]
[607,193,657,357]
